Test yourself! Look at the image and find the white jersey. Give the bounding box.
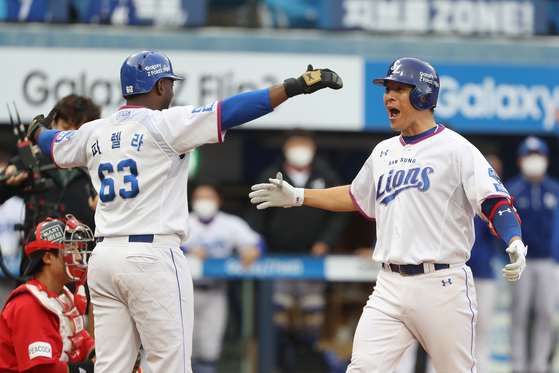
[183,211,261,258]
[350,125,510,265]
[51,104,224,244]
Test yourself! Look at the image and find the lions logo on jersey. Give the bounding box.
[376,167,434,205]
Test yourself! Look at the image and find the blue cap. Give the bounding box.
[517,136,549,158]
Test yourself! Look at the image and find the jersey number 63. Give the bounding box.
[97,159,139,202]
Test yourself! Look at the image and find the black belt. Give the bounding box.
[382,263,449,276]
[97,235,154,243]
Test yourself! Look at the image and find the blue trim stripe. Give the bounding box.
[462,267,476,373]
[170,249,186,373]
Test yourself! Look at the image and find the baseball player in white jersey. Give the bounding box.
[183,183,262,373]
[250,57,527,373]
[25,50,342,373]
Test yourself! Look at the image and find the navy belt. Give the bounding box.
[383,263,449,276]
[97,235,154,243]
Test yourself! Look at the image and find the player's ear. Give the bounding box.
[154,79,165,96]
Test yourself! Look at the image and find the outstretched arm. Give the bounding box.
[220,65,343,131]
[303,186,356,212]
[249,172,356,212]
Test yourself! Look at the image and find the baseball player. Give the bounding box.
[250,57,527,373]
[25,50,342,373]
[504,136,559,373]
[0,215,96,373]
[183,183,262,373]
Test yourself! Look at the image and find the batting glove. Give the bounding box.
[283,64,343,97]
[27,107,58,145]
[249,172,304,210]
[502,240,527,282]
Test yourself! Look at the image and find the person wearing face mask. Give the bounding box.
[247,129,346,373]
[182,183,263,373]
[504,136,559,373]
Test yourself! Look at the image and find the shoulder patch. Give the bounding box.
[29,341,52,360]
[54,130,76,143]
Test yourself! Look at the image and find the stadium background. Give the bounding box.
[1,1,559,372]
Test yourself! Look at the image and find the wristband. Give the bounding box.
[293,188,304,206]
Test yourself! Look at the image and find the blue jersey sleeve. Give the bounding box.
[37,129,61,157]
[220,89,273,130]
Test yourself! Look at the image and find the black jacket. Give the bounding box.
[247,156,347,255]
[0,152,96,236]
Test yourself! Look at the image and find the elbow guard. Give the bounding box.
[484,198,522,241]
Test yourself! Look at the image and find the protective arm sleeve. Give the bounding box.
[37,129,61,156]
[481,197,522,244]
[220,89,273,130]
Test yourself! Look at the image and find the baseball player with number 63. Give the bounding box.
[25,50,343,373]
[250,57,526,373]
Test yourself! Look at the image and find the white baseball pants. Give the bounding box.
[192,288,228,362]
[346,265,478,373]
[88,236,194,373]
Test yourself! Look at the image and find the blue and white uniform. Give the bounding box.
[348,125,512,373]
[38,89,273,373]
[182,211,261,372]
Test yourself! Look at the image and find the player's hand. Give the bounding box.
[311,242,329,257]
[88,195,99,211]
[502,240,527,282]
[189,247,208,261]
[27,107,58,145]
[239,246,260,268]
[4,165,28,186]
[249,172,304,209]
[283,64,343,97]
[354,247,374,260]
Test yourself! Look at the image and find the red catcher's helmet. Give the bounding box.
[24,215,94,282]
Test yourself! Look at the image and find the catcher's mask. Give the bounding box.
[24,214,94,281]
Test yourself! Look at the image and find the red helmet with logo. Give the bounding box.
[24,215,94,282]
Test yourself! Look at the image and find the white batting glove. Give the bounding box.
[249,172,304,210]
[502,240,527,282]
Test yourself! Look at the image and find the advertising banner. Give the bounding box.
[0,47,363,131]
[320,0,548,36]
[365,60,559,134]
[185,254,380,281]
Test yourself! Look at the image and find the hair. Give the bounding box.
[282,128,315,143]
[190,178,222,197]
[28,249,59,276]
[55,94,101,129]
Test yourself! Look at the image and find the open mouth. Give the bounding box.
[388,108,400,119]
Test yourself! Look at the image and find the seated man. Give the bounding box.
[0,215,97,373]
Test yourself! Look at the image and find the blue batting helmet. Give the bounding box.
[120,50,184,97]
[373,57,440,110]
